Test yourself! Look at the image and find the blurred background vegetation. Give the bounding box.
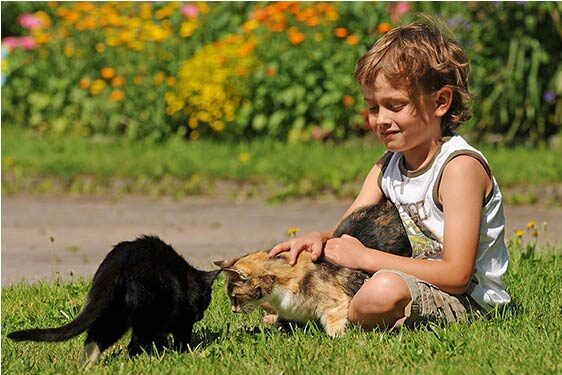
[2,1,561,146]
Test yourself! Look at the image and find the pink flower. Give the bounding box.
[17,14,43,30]
[20,36,37,50]
[181,4,199,19]
[389,2,410,23]
[2,37,21,50]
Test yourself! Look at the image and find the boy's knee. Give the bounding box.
[348,272,411,322]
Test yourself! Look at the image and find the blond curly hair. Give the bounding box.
[354,16,472,133]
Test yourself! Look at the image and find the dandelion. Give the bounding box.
[238,152,250,163]
[514,230,525,238]
[287,226,300,237]
[526,220,537,230]
[334,27,348,38]
[101,67,116,80]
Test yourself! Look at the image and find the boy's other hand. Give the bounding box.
[268,232,324,265]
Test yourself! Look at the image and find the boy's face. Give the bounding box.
[363,74,441,153]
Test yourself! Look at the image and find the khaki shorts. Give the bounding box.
[375,269,485,330]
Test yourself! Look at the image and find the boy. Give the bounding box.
[270,18,510,329]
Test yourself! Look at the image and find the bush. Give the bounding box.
[1,1,561,144]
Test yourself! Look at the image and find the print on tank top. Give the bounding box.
[396,200,443,259]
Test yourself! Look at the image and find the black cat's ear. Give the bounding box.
[204,269,220,284]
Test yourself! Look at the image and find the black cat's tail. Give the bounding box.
[8,271,118,342]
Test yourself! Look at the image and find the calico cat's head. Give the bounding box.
[193,269,221,322]
[214,252,274,313]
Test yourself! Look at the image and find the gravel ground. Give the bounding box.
[2,195,561,286]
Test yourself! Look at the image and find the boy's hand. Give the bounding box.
[324,234,367,270]
[269,231,325,265]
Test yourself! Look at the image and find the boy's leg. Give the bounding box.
[348,269,476,330]
[348,271,412,330]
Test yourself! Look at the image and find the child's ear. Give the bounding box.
[433,87,453,118]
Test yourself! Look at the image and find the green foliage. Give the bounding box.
[2,244,561,374]
[416,2,562,145]
[1,2,561,144]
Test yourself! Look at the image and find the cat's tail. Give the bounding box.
[8,273,118,342]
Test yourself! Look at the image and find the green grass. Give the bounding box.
[2,243,561,374]
[2,126,561,202]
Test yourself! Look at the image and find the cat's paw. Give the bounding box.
[262,314,279,325]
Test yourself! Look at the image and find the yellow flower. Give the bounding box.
[526,220,537,229]
[154,71,166,84]
[242,19,260,32]
[190,130,200,140]
[287,226,299,237]
[238,152,250,163]
[166,76,177,87]
[95,43,106,53]
[180,21,197,38]
[89,79,106,95]
[514,230,525,238]
[64,45,75,57]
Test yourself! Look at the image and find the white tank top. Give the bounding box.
[378,135,510,310]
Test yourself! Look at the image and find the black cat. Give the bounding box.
[333,199,412,257]
[8,235,219,365]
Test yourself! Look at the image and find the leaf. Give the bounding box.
[252,114,267,131]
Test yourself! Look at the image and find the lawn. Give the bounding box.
[2,126,561,204]
[2,242,561,374]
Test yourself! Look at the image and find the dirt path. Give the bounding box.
[2,195,561,286]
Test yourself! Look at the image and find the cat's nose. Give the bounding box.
[231,305,240,313]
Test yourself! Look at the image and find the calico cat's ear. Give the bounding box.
[213,257,240,269]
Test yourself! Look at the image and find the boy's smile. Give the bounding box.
[363,75,444,170]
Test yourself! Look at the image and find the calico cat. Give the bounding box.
[8,235,219,365]
[214,200,411,337]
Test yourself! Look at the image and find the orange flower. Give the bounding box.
[342,95,354,107]
[101,67,116,80]
[110,90,124,102]
[377,22,392,34]
[111,75,125,87]
[287,27,305,45]
[79,78,91,89]
[266,67,277,77]
[345,35,360,45]
[334,27,348,38]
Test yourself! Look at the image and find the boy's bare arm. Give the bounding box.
[325,155,489,295]
[269,155,387,264]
